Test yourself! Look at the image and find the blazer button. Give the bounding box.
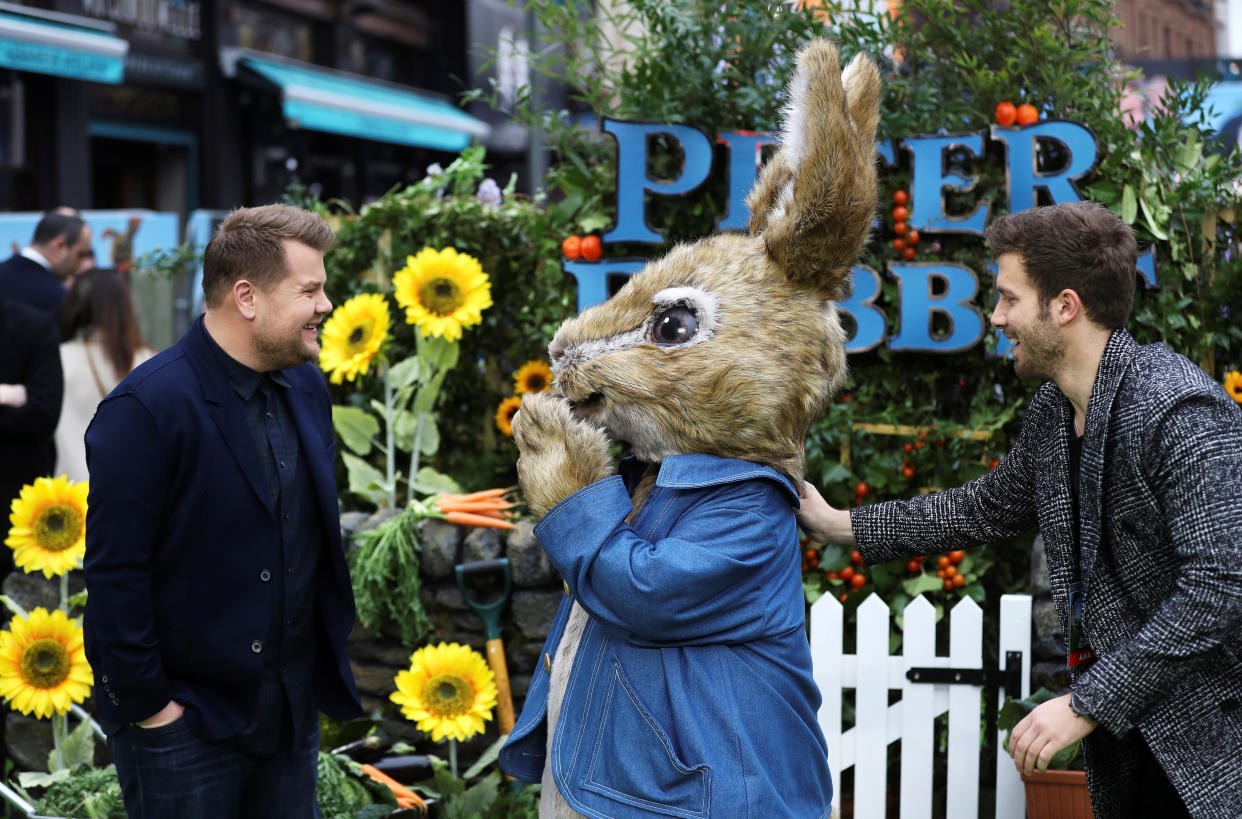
[259,569,271,582]
[101,675,108,683]
[251,640,263,653]
[544,653,551,673]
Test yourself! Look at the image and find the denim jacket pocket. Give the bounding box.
[581,659,711,818]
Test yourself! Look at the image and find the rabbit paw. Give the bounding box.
[513,391,615,520]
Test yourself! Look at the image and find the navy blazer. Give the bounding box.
[0,292,63,517]
[0,254,66,316]
[83,317,361,737]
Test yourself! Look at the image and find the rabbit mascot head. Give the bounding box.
[499,40,880,818]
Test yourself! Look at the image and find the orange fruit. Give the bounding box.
[1016,103,1039,125]
[995,101,1017,126]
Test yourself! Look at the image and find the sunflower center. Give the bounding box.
[348,326,365,345]
[420,673,472,717]
[419,278,464,317]
[33,504,84,553]
[19,638,70,689]
[346,319,375,353]
[525,374,547,392]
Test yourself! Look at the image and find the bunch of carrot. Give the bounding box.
[359,763,427,813]
[435,487,516,529]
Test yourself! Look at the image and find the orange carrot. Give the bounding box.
[437,499,512,513]
[444,510,515,529]
[360,763,427,811]
[437,487,510,504]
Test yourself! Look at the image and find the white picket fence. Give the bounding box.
[810,593,1033,819]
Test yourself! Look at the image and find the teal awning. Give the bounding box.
[225,50,490,152]
[0,9,126,84]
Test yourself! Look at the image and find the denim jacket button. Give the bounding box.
[544,653,552,673]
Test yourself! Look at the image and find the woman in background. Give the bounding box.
[55,268,154,482]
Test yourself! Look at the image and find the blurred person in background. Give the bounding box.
[55,268,154,482]
[0,212,93,316]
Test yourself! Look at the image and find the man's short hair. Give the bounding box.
[32,213,87,249]
[985,201,1138,329]
[201,204,336,308]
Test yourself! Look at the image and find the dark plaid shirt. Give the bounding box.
[203,327,322,754]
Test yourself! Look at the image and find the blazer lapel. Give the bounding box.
[1077,330,1139,587]
[285,376,340,544]
[183,318,275,517]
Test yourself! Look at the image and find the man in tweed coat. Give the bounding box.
[798,202,1242,819]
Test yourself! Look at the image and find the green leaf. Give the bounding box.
[393,409,418,451]
[48,716,95,772]
[1138,194,1169,240]
[333,406,380,456]
[1121,183,1137,224]
[418,335,461,372]
[803,577,825,605]
[417,414,440,457]
[386,356,421,390]
[903,571,944,597]
[411,467,461,496]
[19,769,71,788]
[578,212,612,233]
[342,452,390,506]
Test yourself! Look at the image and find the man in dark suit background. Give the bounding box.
[0,211,94,315]
[83,204,361,818]
[797,202,1241,819]
[0,291,64,555]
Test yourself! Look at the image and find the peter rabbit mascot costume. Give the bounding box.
[499,40,881,819]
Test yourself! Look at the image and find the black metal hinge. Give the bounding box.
[905,650,1023,700]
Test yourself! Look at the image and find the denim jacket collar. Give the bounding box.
[619,453,800,507]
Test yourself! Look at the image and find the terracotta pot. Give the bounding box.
[1020,769,1093,819]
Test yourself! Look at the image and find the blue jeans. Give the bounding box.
[108,716,321,819]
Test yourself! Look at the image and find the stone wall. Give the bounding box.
[340,513,564,759]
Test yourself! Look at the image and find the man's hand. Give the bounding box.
[1009,693,1096,774]
[136,699,184,729]
[0,383,27,407]
[796,481,856,545]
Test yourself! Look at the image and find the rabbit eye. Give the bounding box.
[651,307,698,345]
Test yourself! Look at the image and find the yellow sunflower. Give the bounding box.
[495,395,523,437]
[392,247,493,341]
[318,292,390,384]
[1225,370,1242,404]
[0,607,93,719]
[513,360,553,395]
[6,476,88,578]
[390,642,497,742]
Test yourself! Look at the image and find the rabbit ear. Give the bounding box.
[746,42,881,300]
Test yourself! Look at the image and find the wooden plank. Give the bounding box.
[854,595,891,819]
[946,597,983,819]
[900,595,937,819]
[995,594,1034,819]
[811,594,844,813]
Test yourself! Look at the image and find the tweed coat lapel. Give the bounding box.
[1076,330,1140,588]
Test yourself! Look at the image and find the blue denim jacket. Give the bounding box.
[498,454,833,818]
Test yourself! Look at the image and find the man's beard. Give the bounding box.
[1012,307,1065,382]
[253,323,316,371]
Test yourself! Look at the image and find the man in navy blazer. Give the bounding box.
[0,211,93,315]
[84,205,361,818]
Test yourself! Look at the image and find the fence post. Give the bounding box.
[995,594,1033,819]
[899,595,936,819]
[810,594,844,812]
[854,595,891,819]
[946,597,983,819]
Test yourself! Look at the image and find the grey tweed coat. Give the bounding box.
[852,329,1242,819]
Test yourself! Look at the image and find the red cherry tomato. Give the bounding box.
[850,549,863,565]
[839,566,856,582]
[906,229,920,245]
[893,189,909,206]
[1016,103,1039,125]
[907,560,921,573]
[580,235,603,261]
[893,238,906,251]
[902,247,917,260]
[561,235,582,259]
[850,573,866,589]
[892,206,909,223]
[893,221,908,235]
[995,101,1017,126]
[949,550,965,563]
[902,464,916,479]
[855,481,870,499]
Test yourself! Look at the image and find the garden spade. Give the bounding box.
[454,558,515,738]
